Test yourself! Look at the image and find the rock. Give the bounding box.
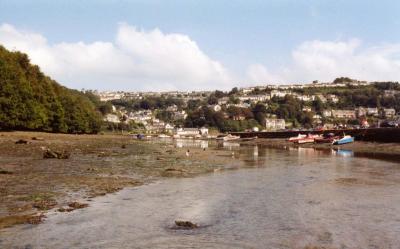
[68,202,88,209]
[43,149,70,159]
[33,199,57,210]
[15,139,29,144]
[175,220,198,229]
[0,169,13,174]
[31,137,44,141]
[58,207,74,212]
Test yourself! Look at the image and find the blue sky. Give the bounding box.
[1,0,400,91]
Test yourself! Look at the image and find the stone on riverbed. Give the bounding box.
[43,148,70,159]
[15,139,29,144]
[175,220,198,229]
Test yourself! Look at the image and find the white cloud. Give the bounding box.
[1,23,400,91]
[246,39,400,84]
[0,23,232,91]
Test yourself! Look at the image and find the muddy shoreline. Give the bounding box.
[1,131,399,231]
[0,132,238,230]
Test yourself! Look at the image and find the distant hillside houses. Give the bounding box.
[265,118,286,131]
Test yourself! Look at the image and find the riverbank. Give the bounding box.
[0,132,238,230]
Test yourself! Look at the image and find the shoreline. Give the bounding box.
[1,131,400,231]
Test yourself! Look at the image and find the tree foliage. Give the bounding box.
[0,46,102,133]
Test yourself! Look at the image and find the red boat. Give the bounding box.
[295,134,322,144]
[314,133,339,143]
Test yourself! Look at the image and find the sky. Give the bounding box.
[0,0,400,91]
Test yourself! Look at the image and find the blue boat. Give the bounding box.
[332,135,354,145]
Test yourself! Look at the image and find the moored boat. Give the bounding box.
[314,133,339,143]
[295,134,322,144]
[332,135,354,145]
[216,134,241,141]
[287,134,306,142]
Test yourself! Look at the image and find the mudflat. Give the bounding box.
[0,131,236,229]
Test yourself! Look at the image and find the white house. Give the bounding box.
[199,127,209,136]
[265,118,286,130]
[175,128,200,137]
[104,114,120,123]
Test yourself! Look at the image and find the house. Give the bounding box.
[355,107,367,118]
[209,104,222,112]
[175,128,200,137]
[331,110,356,119]
[296,95,315,102]
[166,105,178,112]
[381,108,396,118]
[217,97,229,105]
[384,90,400,97]
[302,106,312,112]
[265,118,286,131]
[238,95,270,103]
[104,114,120,123]
[322,110,332,117]
[199,127,209,136]
[270,90,290,98]
[367,107,379,117]
[164,123,175,133]
[232,115,246,121]
[315,94,327,103]
[173,110,188,120]
[326,94,339,103]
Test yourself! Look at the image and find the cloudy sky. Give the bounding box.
[1,0,400,91]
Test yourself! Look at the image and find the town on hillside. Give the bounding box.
[93,77,400,136]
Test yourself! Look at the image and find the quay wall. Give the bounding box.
[230,128,400,143]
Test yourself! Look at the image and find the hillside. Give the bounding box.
[0,45,102,133]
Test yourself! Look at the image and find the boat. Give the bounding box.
[216,134,241,141]
[332,135,354,145]
[158,134,171,138]
[136,134,145,140]
[314,133,339,143]
[295,134,321,144]
[287,134,306,142]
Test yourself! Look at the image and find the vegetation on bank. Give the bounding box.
[0,46,102,133]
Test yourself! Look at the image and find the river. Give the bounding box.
[1,141,400,249]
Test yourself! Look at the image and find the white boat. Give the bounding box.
[158,134,171,138]
[216,134,241,141]
[332,135,354,145]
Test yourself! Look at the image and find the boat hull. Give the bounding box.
[332,137,354,145]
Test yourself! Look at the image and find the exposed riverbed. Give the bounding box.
[1,140,399,249]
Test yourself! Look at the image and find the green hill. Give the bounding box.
[0,45,102,133]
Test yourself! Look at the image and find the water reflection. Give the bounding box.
[175,139,209,149]
[2,145,400,249]
[332,149,354,157]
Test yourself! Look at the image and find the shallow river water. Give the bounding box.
[1,142,400,249]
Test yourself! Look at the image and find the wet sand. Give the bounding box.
[0,132,237,229]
